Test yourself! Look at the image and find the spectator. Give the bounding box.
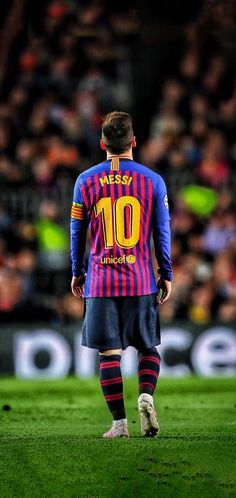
[0,268,55,322]
[0,0,236,323]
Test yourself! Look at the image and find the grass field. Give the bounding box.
[0,377,236,498]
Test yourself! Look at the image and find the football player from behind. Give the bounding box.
[71,111,172,438]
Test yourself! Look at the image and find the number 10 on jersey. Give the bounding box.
[94,195,141,249]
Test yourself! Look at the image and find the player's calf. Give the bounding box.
[99,353,127,437]
[138,348,161,395]
[137,348,161,437]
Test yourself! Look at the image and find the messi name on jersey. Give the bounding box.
[99,174,133,187]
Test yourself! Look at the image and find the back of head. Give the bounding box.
[102,111,133,154]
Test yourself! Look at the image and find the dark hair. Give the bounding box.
[102,111,133,154]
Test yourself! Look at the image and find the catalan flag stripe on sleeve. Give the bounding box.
[71,202,85,220]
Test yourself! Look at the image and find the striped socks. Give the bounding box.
[138,349,161,396]
[99,350,160,420]
[99,354,126,421]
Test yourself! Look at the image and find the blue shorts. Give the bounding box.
[81,294,160,351]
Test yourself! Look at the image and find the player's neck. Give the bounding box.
[107,150,133,160]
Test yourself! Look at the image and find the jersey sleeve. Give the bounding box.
[70,176,88,277]
[152,175,173,282]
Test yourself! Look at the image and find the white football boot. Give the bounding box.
[138,393,160,437]
[103,419,129,438]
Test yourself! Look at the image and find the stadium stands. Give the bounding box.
[0,0,236,324]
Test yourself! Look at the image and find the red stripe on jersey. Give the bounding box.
[99,171,111,296]
[81,182,89,211]
[109,170,118,297]
[124,169,132,295]
[94,173,104,298]
[101,171,111,297]
[117,170,127,296]
[145,179,153,292]
[85,176,96,297]
[132,171,141,295]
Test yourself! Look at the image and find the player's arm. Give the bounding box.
[152,176,173,304]
[70,177,88,299]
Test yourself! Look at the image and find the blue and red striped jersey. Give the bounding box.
[70,157,172,297]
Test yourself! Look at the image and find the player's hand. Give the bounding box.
[157,278,171,304]
[71,275,86,299]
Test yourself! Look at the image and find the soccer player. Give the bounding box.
[70,111,172,438]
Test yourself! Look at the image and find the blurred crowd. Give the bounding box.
[0,0,236,325]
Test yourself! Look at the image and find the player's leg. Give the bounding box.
[99,349,128,438]
[81,297,128,438]
[137,347,161,436]
[120,294,161,437]
[138,347,161,396]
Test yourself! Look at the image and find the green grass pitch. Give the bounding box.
[0,377,236,498]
